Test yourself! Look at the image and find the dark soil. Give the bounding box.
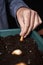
[0,34,43,65]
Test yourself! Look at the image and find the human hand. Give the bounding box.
[17,8,42,38]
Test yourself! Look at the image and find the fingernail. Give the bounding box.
[20,32,22,36]
[20,31,23,36]
[24,35,27,38]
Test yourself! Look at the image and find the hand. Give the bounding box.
[17,8,42,38]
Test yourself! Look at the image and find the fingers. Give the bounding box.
[20,10,31,36]
[33,13,42,30]
[24,10,35,38]
[17,13,25,33]
[33,12,39,30]
[38,15,42,24]
[24,11,42,38]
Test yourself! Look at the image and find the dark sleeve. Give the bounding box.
[8,0,28,19]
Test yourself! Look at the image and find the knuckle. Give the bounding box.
[31,9,38,14]
[34,11,37,14]
[27,9,31,14]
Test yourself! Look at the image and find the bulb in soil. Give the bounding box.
[16,62,27,65]
[20,36,24,42]
[11,49,22,55]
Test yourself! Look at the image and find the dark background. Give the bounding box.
[23,0,43,21]
[6,0,43,29]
